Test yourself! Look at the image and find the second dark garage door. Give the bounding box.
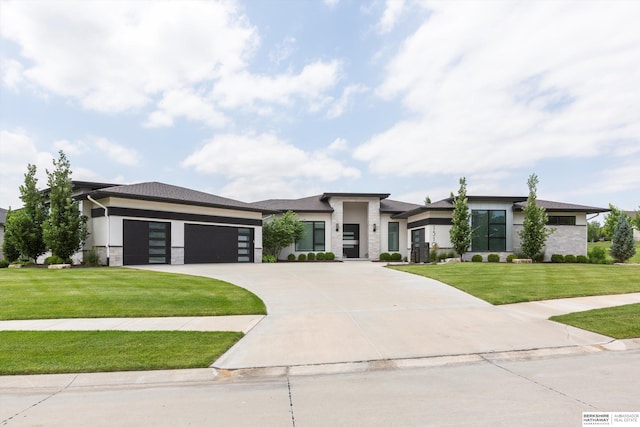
[184,224,254,263]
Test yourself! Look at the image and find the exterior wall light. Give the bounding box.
[373,223,377,232]
[336,223,340,232]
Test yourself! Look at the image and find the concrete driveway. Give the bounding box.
[141,262,611,369]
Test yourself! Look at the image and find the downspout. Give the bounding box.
[87,195,110,266]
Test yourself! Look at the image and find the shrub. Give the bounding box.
[84,248,100,266]
[287,253,296,261]
[588,247,607,264]
[576,255,589,263]
[298,253,307,261]
[325,252,335,261]
[550,254,565,263]
[262,254,276,263]
[487,253,500,263]
[446,251,455,259]
[391,252,402,261]
[471,254,483,262]
[380,252,391,261]
[564,254,577,263]
[316,252,326,261]
[437,252,448,262]
[0,260,9,268]
[532,252,545,263]
[45,255,65,265]
[429,243,439,262]
[307,252,316,261]
[506,254,517,263]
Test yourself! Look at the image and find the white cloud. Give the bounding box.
[356,2,640,178]
[182,132,360,199]
[327,84,368,119]
[269,36,297,65]
[53,139,88,155]
[212,60,341,112]
[0,58,24,89]
[377,0,406,34]
[1,1,257,113]
[328,137,348,152]
[324,0,340,8]
[94,138,139,166]
[0,129,53,208]
[144,88,227,128]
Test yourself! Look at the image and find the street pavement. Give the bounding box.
[2,349,639,426]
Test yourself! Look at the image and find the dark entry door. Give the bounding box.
[343,224,360,258]
[411,228,428,263]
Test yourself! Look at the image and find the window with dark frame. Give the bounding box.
[471,210,506,252]
[388,222,399,251]
[547,216,576,225]
[148,222,170,264]
[295,221,325,251]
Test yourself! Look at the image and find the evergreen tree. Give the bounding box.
[610,214,636,263]
[42,151,88,260]
[15,164,47,262]
[424,195,432,205]
[518,174,553,260]
[2,208,22,262]
[449,177,472,260]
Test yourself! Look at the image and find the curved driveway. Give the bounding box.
[142,262,610,369]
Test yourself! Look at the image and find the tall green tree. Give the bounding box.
[262,211,305,260]
[610,214,636,263]
[602,204,626,240]
[2,208,22,262]
[449,177,472,260]
[14,164,47,262]
[631,207,640,232]
[424,195,432,205]
[518,174,553,260]
[587,221,602,242]
[42,151,88,260]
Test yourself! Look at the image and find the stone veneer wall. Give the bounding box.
[513,225,587,260]
[171,247,184,265]
[367,199,381,260]
[94,246,124,266]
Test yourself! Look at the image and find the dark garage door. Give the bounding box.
[184,224,254,263]
[123,220,171,266]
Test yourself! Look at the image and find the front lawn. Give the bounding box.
[551,304,640,339]
[391,263,640,305]
[0,268,266,320]
[588,240,640,263]
[0,330,242,375]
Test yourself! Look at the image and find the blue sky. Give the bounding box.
[1,0,639,214]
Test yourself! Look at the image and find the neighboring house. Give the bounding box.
[0,207,7,261]
[72,181,272,266]
[258,194,608,262]
[625,211,640,242]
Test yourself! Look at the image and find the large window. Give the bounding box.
[547,216,576,225]
[472,210,506,251]
[296,221,325,251]
[388,222,399,251]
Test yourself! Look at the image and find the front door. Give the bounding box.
[343,224,360,258]
[411,228,427,263]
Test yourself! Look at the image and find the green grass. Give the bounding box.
[0,330,243,375]
[551,303,640,339]
[588,240,640,263]
[391,263,640,305]
[0,268,266,320]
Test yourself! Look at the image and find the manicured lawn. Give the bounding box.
[588,240,640,263]
[391,263,640,305]
[0,330,243,375]
[0,268,266,320]
[551,304,640,339]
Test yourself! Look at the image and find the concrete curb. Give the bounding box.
[4,341,639,391]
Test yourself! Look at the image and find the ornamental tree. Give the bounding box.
[449,177,472,260]
[610,214,636,263]
[518,174,553,260]
[602,204,626,240]
[42,151,88,260]
[17,164,48,262]
[262,210,305,260]
[2,208,22,262]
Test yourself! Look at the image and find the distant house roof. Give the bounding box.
[626,210,638,218]
[83,182,272,213]
[0,207,7,224]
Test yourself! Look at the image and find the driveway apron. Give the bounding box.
[139,262,610,369]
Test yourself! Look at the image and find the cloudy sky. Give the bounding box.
[1,0,639,212]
